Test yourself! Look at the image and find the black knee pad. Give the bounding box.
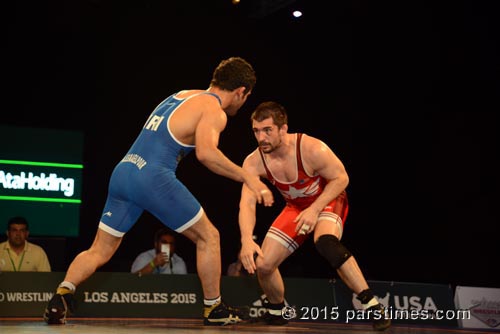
[315,235,352,269]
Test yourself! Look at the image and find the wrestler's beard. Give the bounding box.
[260,138,282,154]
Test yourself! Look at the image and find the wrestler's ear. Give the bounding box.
[236,86,247,98]
[280,124,288,134]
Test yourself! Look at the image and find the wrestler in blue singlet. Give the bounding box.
[98,91,222,236]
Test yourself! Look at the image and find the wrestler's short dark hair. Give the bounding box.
[210,57,256,95]
[251,101,288,128]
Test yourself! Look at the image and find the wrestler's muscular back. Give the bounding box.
[169,90,226,146]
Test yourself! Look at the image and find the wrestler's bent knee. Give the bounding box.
[256,261,278,276]
[315,235,352,269]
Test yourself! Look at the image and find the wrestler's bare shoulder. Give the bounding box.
[169,90,222,145]
[175,89,206,99]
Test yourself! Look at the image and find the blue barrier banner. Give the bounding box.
[334,280,459,327]
[0,272,460,328]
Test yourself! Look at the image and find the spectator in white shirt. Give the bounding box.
[131,228,187,275]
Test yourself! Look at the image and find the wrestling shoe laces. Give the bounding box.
[203,300,243,326]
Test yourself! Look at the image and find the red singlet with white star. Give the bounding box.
[259,133,328,210]
[258,133,349,252]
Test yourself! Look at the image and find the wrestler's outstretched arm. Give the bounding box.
[238,150,266,274]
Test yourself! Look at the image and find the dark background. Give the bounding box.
[3,1,499,288]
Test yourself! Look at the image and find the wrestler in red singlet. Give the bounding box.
[259,133,349,252]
